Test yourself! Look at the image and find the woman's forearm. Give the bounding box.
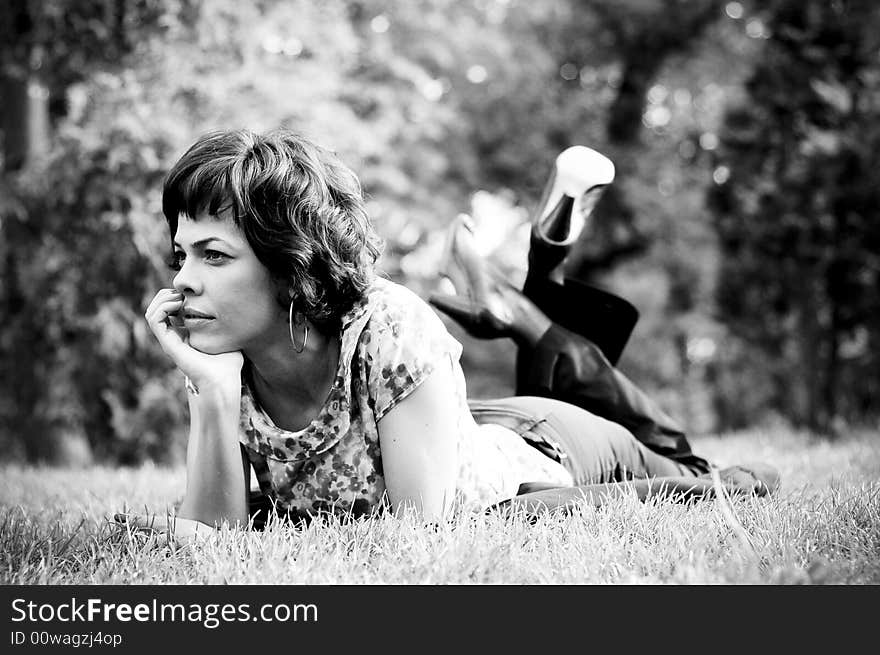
[503,477,718,515]
[176,384,248,528]
[504,484,632,514]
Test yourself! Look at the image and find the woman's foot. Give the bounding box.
[528,146,615,282]
[701,464,781,497]
[430,217,551,346]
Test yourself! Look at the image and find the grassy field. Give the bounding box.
[1,428,878,584]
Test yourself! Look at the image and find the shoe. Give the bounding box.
[430,216,515,339]
[428,293,515,339]
[532,145,615,245]
[434,214,484,307]
[528,146,615,280]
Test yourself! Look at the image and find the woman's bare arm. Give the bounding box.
[136,287,250,536]
[496,477,720,516]
[175,383,249,528]
[377,359,460,522]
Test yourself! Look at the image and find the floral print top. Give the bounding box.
[239,276,570,520]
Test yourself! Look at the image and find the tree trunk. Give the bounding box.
[0,69,66,462]
[567,56,663,282]
[796,277,824,433]
[606,57,665,146]
[0,72,50,171]
[822,257,844,436]
[567,0,725,281]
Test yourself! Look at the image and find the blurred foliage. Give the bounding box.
[1,0,877,465]
[709,0,880,432]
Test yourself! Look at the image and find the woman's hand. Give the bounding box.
[113,512,215,548]
[144,288,243,392]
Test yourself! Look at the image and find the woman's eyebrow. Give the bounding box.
[172,237,234,249]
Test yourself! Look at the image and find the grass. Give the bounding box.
[1,427,878,584]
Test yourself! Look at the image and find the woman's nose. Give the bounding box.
[172,261,201,295]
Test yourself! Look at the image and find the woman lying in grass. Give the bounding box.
[123,129,778,540]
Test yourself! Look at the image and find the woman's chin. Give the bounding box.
[188,336,238,356]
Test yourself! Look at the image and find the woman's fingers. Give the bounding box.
[144,289,184,329]
[144,290,184,335]
[113,512,212,547]
[147,302,186,339]
[115,512,168,531]
[144,289,192,361]
[144,287,182,315]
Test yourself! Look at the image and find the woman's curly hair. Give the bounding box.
[162,129,384,330]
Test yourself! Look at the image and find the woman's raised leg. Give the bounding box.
[471,395,698,485]
[516,323,710,473]
[431,218,710,473]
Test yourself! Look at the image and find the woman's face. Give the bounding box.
[170,210,285,355]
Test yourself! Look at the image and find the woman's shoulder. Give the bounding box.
[365,276,446,330]
[370,275,430,305]
[340,274,461,367]
[354,275,461,362]
[353,276,463,420]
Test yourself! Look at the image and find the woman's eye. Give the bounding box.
[167,251,185,271]
[204,250,229,263]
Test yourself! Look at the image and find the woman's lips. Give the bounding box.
[182,316,214,328]
[182,309,215,328]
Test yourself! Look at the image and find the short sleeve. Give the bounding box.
[360,285,463,421]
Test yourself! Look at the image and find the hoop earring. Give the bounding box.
[288,300,309,353]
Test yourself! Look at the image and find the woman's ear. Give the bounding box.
[270,276,293,310]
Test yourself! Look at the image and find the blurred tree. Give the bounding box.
[709,0,880,432]
[0,0,197,464]
[608,9,762,430]
[0,0,190,167]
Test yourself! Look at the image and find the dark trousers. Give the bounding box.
[514,322,710,475]
[469,395,701,486]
